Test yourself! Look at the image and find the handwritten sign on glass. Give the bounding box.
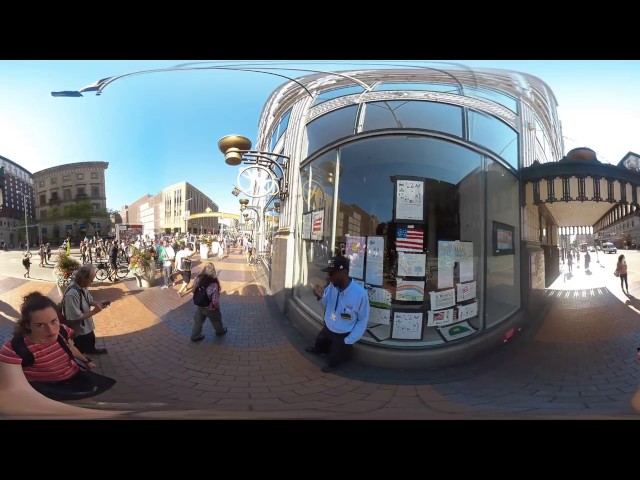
[398,252,426,277]
[456,281,476,302]
[395,180,424,221]
[365,236,384,286]
[345,235,366,280]
[391,311,424,340]
[429,288,456,310]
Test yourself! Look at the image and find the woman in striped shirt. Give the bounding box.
[0,292,115,400]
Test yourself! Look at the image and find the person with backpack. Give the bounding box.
[62,264,110,355]
[0,291,115,401]
[190,262,227,341]
[22,252,32,278]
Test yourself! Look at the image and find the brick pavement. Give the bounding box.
[1,249,640,419]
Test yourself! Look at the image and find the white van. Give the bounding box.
[602,242,617,254]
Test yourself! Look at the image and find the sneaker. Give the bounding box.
[161,285,168,289]
[215,327,228,336]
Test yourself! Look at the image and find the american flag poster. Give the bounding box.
[311,210,324,241]
[396,225,424,252]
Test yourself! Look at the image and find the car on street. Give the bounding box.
[602,242,617,254]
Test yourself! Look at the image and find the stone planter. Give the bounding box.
[132,262,156,288]
[200,244,211,259]
[53,268,74,298]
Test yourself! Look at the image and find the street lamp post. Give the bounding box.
[184,198,193,235]
[16,191,29,251]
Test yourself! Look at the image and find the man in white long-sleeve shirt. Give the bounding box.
[307,256,370,373]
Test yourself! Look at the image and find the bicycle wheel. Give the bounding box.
[116,265,129,279]
[95,268,108,281]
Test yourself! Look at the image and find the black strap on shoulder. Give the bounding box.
[11,328,75,368]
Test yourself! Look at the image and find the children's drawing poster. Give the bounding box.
[397,252,426,277]
[345,235,366,280]
[396,279,425,302]
[429,288,456,310]
[366,285,392,308]
[456,281,476,302]
[369,306,391,326]
[365,236,384,286]
[395,179,424,221]
[391,311,424,340]
[427,308,454,327]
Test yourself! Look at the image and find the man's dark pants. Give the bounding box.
[314,325,353,368]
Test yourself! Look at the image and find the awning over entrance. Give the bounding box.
[520,148,640,228]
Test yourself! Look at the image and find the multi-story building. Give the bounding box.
[122,182,218,236]
[120,194,152,226]
[32,162,110,243]
[0,155,35,248]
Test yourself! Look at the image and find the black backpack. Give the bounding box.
[193,280,211,308]
[22,257,29,267]
[11,327,74,368]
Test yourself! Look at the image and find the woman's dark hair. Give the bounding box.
[14,292,58,337]
[619,254,625,263]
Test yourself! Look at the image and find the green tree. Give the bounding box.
[63,200,110,238]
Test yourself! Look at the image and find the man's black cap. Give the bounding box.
[321,256,349,273]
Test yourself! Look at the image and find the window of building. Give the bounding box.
[91,172,98,179]
[363,100,463,137]
[91,186,100,198]
[63,189,71,201]
[77,187,86,197]
[77,173,84,180]
[468,110,519,170]
[63,175,70,181]
[41,210,47,219]
[50,177,57,185]
[294,135,517,347]
[51,192,59,201]
[38,181,44,187]
[270,109,292,150]
[39,194,46,205]
[306,105,359,157]
[312,85,365,106]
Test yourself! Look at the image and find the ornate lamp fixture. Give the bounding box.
[219,134,290,200]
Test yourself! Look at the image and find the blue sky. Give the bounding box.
[1,60,639,215]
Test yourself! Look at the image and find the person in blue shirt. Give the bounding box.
[306,256,370,373]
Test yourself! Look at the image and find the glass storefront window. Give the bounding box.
[363,100,463,137]
[296,150,339,321]
[306,105,358,157]
[468,110,519,170]
[296,135,498,346]
[485,160,520,328]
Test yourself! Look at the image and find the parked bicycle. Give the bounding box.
[95,261,130,281]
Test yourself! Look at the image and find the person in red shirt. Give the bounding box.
[0,292,115,401]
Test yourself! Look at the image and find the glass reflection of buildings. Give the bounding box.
[256,67,564,367]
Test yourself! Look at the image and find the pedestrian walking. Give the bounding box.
[22,252,32,278]
[190,262,227,341]
[616,254,629,295]
[584,251,590,271]
[567,252,573,273]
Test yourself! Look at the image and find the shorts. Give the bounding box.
[180,270,191,283]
